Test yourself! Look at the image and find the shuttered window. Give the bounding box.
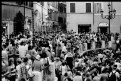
[86,3,91,13]
[41,2,44,6]
[70,3,75,13]
[94,3,102,14]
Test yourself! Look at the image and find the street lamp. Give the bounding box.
[100,2,116,34]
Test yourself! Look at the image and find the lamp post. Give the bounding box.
[100,2,116,34]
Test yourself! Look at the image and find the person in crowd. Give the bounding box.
[1,31,121,81]
[16,58,22,81]
[7,58,16,81]
[109,65,120,81]
[2,44,8,64]
[73,71,83,81]
[19,57,29,81]
[32,55,43,81]
[2,56,9,81]
[65,48,73,71]
[99,68,109,81]
[18,41,28,59]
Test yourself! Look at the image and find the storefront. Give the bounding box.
[2,3,33,36]
[78,24,91,33]
[98,22,109,34]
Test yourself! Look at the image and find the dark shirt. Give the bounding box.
[66,57,73,70]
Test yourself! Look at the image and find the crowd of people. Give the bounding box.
[2,31,121,81]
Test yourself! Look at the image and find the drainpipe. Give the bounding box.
[93,1,94,32]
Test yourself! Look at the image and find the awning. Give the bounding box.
[99,23,109,27]
[79,24,91,27]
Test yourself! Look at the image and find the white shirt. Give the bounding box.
[115,62,121,71]
[25,44,28,51]
[49,61,56,80]
[73,75,83,81]
[61,65,67,75]
[2,50,8,62]
[18,45,27,58]
[16,64,21,79]
[62,46,67,53]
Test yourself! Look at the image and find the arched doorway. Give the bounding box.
[14,11,24,35]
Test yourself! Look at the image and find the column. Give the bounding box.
[91,41,96,49]
[79,43,83,53]
[7,21,9,39]
[108,41,112,48]
[84,42,87,51]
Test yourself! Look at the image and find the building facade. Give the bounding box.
[58,2,67,32]
[33,2,59,32]
[66,2,121,34]
[48,2,59,32]
[2,2,33,36]
[33,2,49,32]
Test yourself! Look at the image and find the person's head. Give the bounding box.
[62,51,66,55]
[76,71,80,76]
[37,48,42,55]
[2,44,7,50]
[62,62,66,66]
[2,56,5,62]
[50,55,54,62]
[85,72,90,78]
[55,57,60,62]
[116,58,120,63]
[23,57,28,65]
[20,41,24,45]
[64,73,68,77]
[26,54,31,59]
[17,58,22,65]
[9,58,14,66]
[102,68,108,73]
[113,65,117,70]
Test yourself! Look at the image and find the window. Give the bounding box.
[28,2,33,7]
[64,8,66,13]
[16,2,24,5]
[25,2,28,6]
[120,26,121,33]
[70,3,75,13]
[60,7,63,13]
[86,3,91,13]
[94,3,102,14]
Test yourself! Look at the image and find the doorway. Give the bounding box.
[99,27,108,34]
[14,11,24,35]
[78,24,91,33]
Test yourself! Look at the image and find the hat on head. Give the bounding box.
[17,58,22,62]
[26,54,31,58]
